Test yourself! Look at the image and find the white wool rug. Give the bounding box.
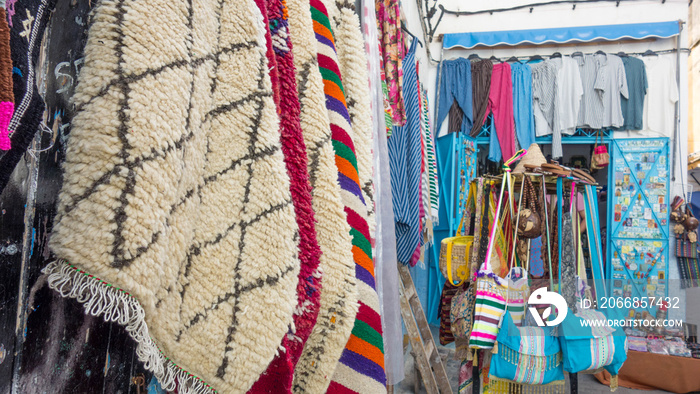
[286,0,359,392]
[45,0,300,393]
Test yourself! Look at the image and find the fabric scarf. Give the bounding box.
[422,84,439,223]
[249,0,322,391]
[45,1,301,393]
[362,0,404,384]
[375,0,405,126]
[558,178,577,313]
[286,0,359,392]
[307,1,385,392]
[0,0,57,193]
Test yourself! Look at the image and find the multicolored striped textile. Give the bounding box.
[287,0,358,392]
[309,1,386,392]
[513,327,548,384]
[250,0,322,392]
[421,84,439,222]
[468,276,507,349]
[322,0,376,243]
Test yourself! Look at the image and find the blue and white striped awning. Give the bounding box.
[442,21,680,50]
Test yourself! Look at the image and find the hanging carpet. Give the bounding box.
[287,0,359,392]
[306,0,386,392]
[249,0,323,391]
[44,1,301,393]
[319,0,387,392]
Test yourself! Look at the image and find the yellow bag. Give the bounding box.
[440,186,475,286]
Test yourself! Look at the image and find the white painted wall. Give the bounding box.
[401,0,692,321]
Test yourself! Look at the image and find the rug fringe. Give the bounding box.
[42,260,217,394]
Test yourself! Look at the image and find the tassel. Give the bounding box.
[610,375,618,392]
[474,349,479,366]
[493,341,499,354]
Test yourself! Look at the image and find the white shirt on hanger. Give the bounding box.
[595,53,628,128]
[642,55,678,137]
[552,56,583,135]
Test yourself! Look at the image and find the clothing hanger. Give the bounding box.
[642,49,658,57]
[550,52,562,59]
[617,51,628,57]
[571,51,584,57]
[527,54,543,63]
[594,50,606,56]
[489,55,501,63]
[468,53,481,60]
[400,23,423,48]
[506,55,520,62]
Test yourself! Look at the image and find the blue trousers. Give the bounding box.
[511,63,535,149]
[435,58,473,135]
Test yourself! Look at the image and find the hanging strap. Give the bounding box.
[457,183,476,236]
[541,175,554,290]
[509,175,526,270]
[584,184,607,302]
[557,177,564,294]
[482,150,526,275]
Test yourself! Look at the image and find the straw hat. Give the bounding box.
[513,143,547,173]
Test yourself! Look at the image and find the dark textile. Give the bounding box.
[561,211,577,313]
[469,59,492,136]
[0,0,58,193]
[448,99,464,133]
[678,257,700,289]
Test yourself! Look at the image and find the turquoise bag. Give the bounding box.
[489,313,565,391]
[559,308,628,375]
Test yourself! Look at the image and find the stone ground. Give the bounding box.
[393,326,673,394]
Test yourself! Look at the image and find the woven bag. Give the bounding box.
[439,184,477,286]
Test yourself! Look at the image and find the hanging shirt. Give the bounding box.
[595,54,628,128]
[576,54,603,129]
[551,56,583,135]
[531,61,563,158]
[617,56,647,131]
[642,55,679,136]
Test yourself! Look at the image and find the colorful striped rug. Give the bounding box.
[287,0,359,392]
[309,0,386,392]
[321,0,376,243]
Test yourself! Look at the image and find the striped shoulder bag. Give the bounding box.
[469,150,526,350]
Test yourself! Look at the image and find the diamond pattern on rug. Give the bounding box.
[48,0,300,393]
